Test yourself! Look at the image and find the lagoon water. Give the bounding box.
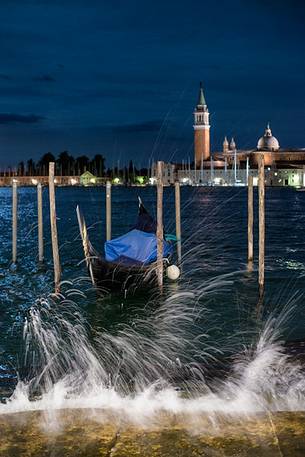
[1,186,305,455]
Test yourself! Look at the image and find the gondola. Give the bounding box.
[76,198,176,294]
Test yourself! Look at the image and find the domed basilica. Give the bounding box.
[221,122,305,168]
[193,84,305,171]
[168,83,305,187]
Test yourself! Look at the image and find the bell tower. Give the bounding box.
[194,82,210,168]
[223,136,229,153]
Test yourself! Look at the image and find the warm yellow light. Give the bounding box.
[136,176,144,184]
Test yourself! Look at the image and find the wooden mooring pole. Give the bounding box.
[49,163,61,293]
[258,155,265,297]
[175,181,182,265]
[247,175,253,265]
[106,181,112,241]
[12,181,17,264]
[156,161,164,288]
[37,183,44,263]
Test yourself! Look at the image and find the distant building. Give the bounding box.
[191,83,305,173]
[220,123,305,169]
[194,82,210,168]
[151,85,305,187]
[150,162,175,185]
[80,171,97,186]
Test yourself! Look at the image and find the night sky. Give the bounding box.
[0,0,304,168]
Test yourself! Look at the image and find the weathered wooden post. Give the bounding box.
[248,175,253,265]
[49,162,61,292]
[37,183,44,263]
[12,180,17,264]
[258,155,265,296]
[175,181,182,264]
[106,181,112,241]
[156,161,164,288]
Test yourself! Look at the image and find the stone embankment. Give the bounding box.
[0,409,305,456]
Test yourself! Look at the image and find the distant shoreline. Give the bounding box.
[0,176,99,187]
[0,176,160,188]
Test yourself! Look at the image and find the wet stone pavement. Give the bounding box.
[1,410,305,456]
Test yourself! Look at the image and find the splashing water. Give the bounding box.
[2,186,305,438]
[1,277,305,432]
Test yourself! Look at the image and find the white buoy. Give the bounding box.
[166,264,180,281]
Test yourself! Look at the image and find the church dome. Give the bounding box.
[257,123,280,151]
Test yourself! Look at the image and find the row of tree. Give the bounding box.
[1,152,150,180]
[12,152,106,177]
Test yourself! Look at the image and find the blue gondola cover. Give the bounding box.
[105,229,172,264]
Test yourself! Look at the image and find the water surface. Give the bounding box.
[1,186,305,412]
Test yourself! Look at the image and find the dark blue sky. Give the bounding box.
[0,0,304,167]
